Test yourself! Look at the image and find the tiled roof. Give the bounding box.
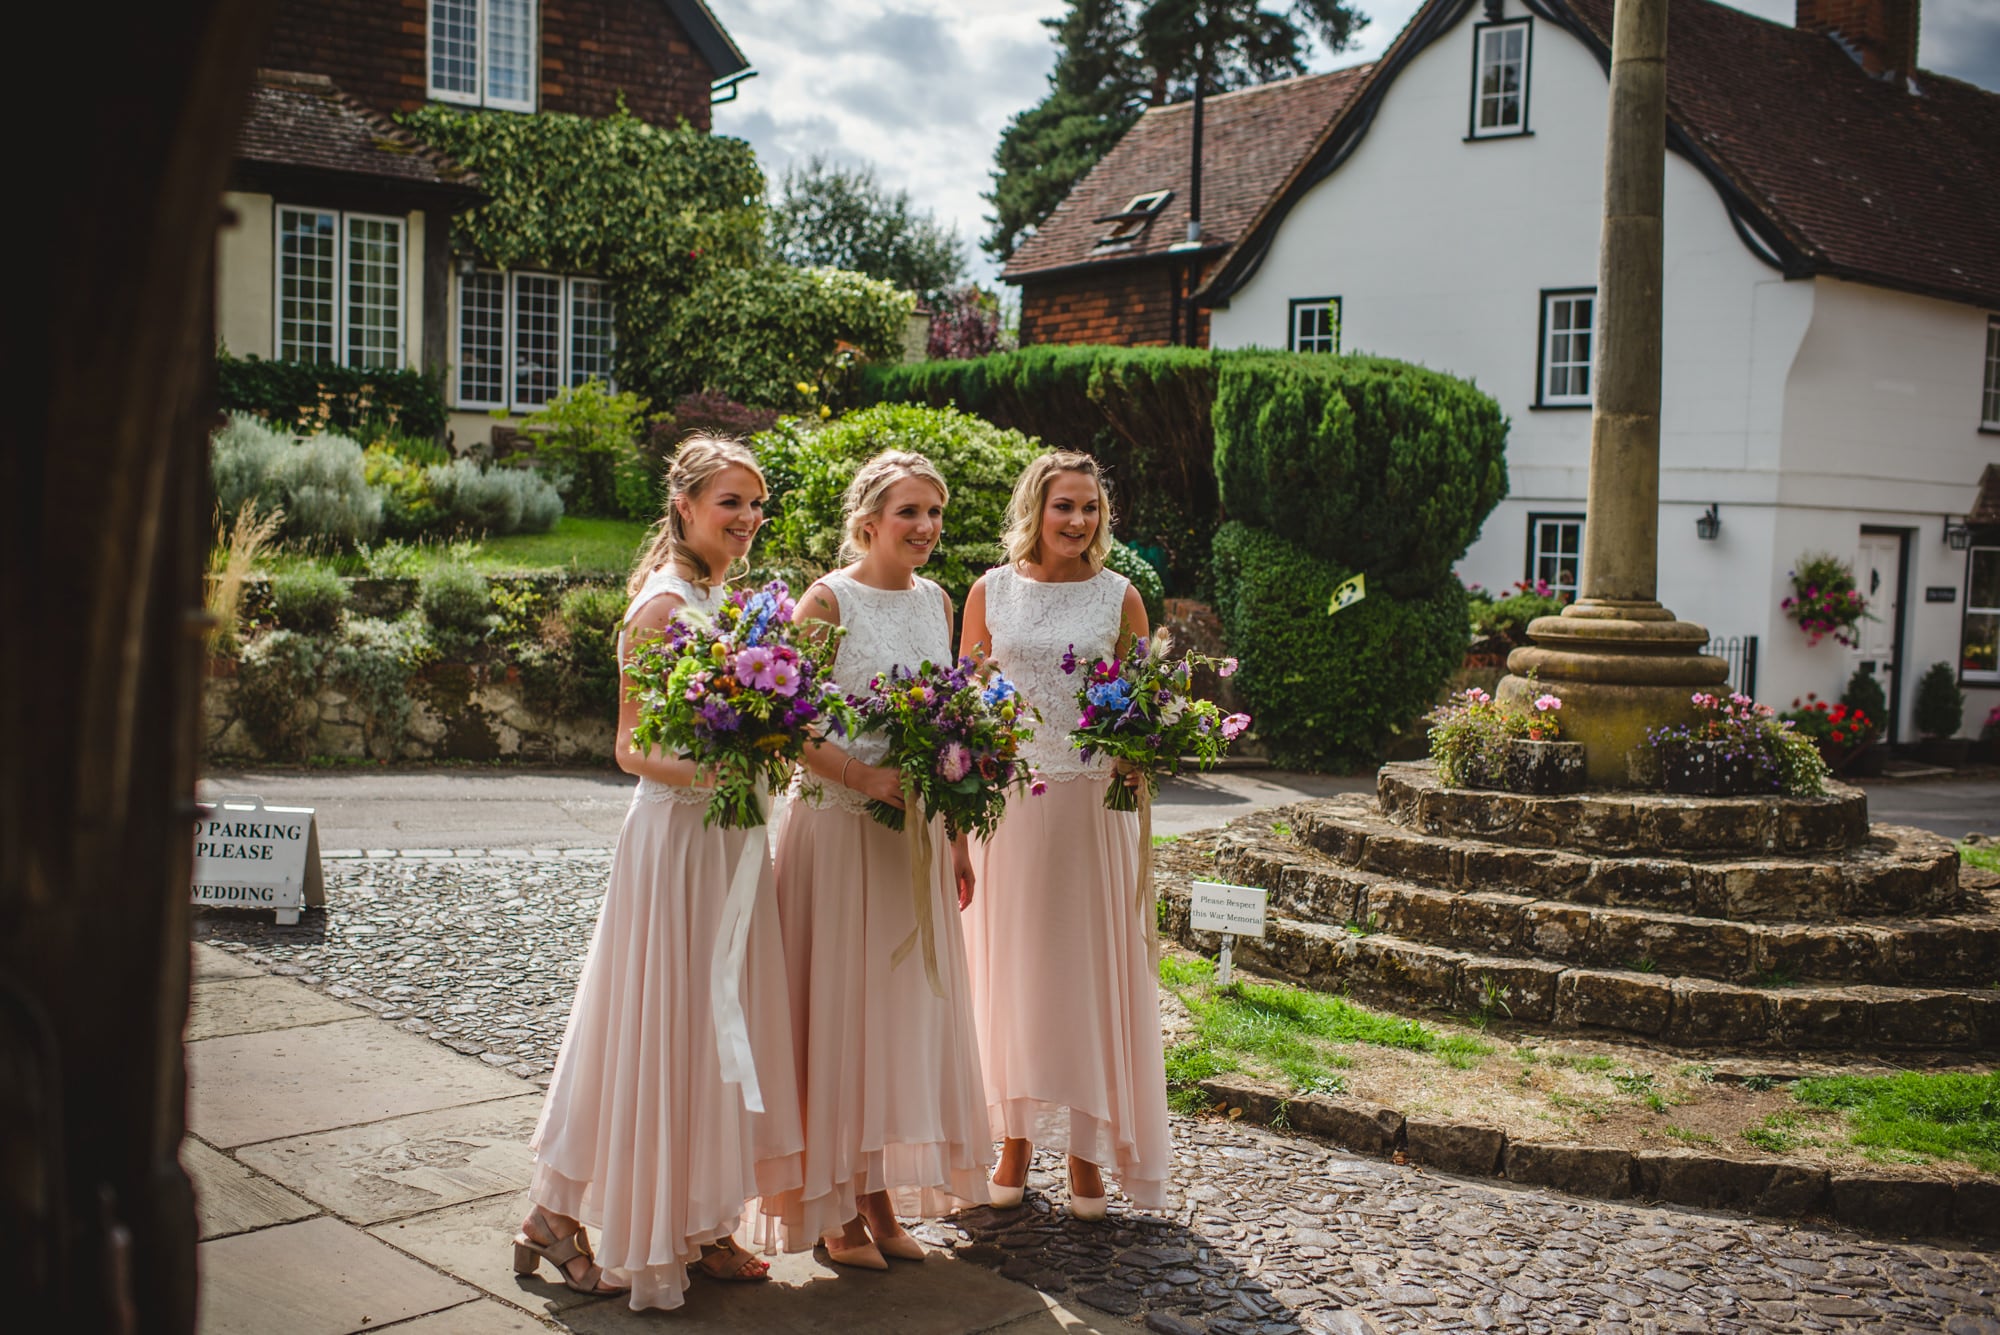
[235,70,481,195]
[1002,64,1373,281]
[1566,0,2000,311]
[1201,0,2000,311]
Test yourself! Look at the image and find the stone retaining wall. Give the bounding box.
[203,663,613,763]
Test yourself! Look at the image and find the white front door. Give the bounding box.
[1854,531,1903,739]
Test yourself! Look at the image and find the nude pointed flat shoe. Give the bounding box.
[816,1235,888,1271]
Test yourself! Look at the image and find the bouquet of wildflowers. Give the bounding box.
[1063,632,1250,812]
[624,580,855,829]
[853,657,1042,839]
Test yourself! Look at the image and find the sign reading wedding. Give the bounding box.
[191,796,325,925]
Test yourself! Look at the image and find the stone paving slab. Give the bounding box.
[369,1191,610,1319]
[188,1014,531,1148]
[182,1137,316,1241]
[194,942,266,980]
[238,1093,546,1225]
[196,1215,476,1335]
[189,974,366,1041]
[377,1300,555,1334]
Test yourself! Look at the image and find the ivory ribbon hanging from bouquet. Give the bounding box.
[1136,778,1160,971]
[888,774,946,998]
[709,775,769,1113]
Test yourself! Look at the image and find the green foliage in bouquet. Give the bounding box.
[1212,521,1469,770]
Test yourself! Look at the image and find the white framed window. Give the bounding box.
[275,206,404,369]
[1470,19,1532,139]
[1963,546,1999,684]
[454,270,616,410]
[1527,514,1584,599]
[1289,297,1340,354]
[1538,289,1595,407]
[429,0,537,112]
[1983,315,1999,429]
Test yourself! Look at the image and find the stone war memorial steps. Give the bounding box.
[1178,764,1995,1055]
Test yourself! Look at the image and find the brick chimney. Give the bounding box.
[1796,1,1921,80]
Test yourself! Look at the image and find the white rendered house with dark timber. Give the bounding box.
[1191,0,2000,741]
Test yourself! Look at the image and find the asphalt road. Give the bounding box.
[198,764,1994,853]
[197,763,1376,851]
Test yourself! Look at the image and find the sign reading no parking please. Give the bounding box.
[191,795,326,925]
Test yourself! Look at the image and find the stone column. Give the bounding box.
[1498,0,1726,785]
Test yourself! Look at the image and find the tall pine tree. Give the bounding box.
[984,0,1365,263]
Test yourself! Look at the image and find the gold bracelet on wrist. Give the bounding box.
[841,756,855,788]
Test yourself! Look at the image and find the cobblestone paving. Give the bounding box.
[197,855,2000,1335]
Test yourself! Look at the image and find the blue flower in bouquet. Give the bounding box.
[1087,678,1133,710]
[980,673,1018,706]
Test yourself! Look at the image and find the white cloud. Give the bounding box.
[708,0,1999,289]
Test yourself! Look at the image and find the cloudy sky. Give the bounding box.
[708,0,2000,288]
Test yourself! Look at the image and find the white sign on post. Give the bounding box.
[191,796,326,925]
[1191,880,1269,985]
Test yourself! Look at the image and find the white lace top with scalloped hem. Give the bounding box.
[981,562,1131,781]
[791,568,952,812]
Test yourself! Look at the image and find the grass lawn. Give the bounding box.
[1790,1071,2000,1172]
[1159,955,1493,1113]
[1962,842,2000,875]
[466,516,649,574]
[254,517,651,579]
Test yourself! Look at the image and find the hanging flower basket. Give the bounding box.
[1780,553,1869,648]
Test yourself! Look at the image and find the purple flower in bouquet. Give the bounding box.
[1060,645,1078,675]
[698,697,740,733]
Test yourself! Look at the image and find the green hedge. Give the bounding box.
[859,346,1224,591]
[1212,355,1508,599]
[754,403,1040,606]
[1211,521,1469,770]
[217,353,448,438]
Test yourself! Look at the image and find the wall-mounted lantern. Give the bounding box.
[1695,503,1721,542]
[1944,516,1972,551]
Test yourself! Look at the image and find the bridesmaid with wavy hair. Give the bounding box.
[513,436,804,1310]
[958,451,1169,1219]
[759,450,992,1270]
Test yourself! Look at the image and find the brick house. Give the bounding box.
[999,65,1371,348]
[215,1,751,444]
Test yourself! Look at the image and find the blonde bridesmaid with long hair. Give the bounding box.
[958,451,1169,1219]
[759,450,993,1269]
[512,437,804,1310]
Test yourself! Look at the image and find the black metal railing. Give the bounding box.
[1704,634,1759,700]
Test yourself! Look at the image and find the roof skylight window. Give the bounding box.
[1094,190,1173,246]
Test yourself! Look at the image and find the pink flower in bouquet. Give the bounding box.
[1534,694,1562,712]
[938,741,972,783]
[1221,713,1252,740]
[1029,775,1048,797]
[1219,657,1239,678]
[734,646,777,690]
[767,656,802,697]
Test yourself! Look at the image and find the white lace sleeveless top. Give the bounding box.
[820,569,953,768]
[982,563,1130,779]
[622,567,726,807]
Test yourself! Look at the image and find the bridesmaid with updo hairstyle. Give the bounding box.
[958,451,1169,1220]
[758,450,992,1270]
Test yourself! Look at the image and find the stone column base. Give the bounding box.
[1499,601,1728,788]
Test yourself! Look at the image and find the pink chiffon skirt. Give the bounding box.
[759,796,992,1250]
[965,773,1170,1209]
[528,790,804,1311]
